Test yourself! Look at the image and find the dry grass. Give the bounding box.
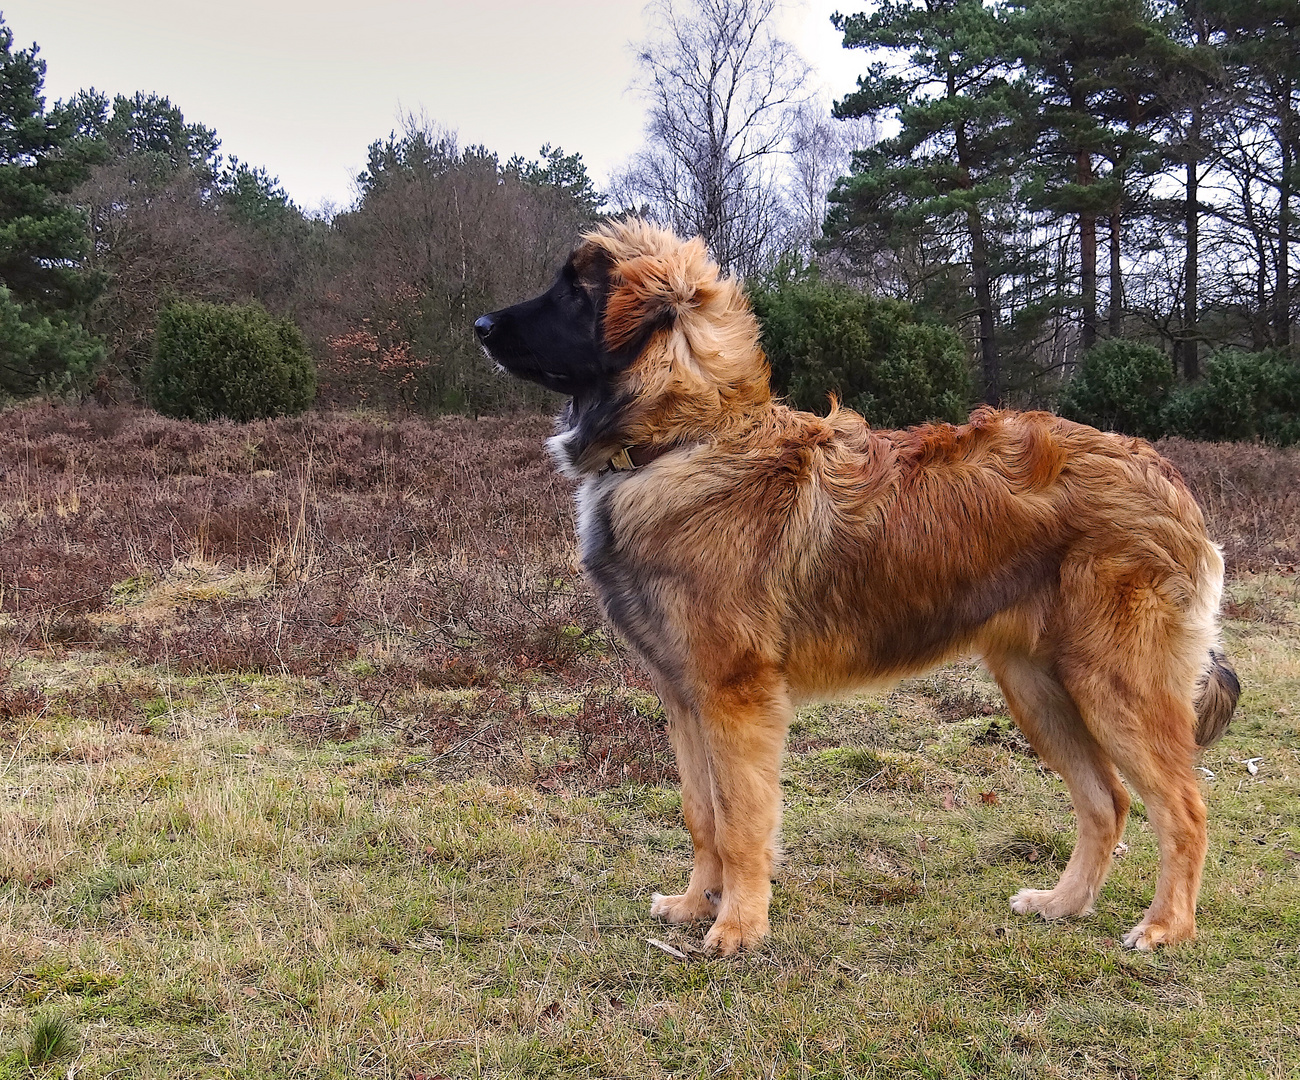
[1157,437,1300,572]
[1,403,1297,1078]
[0,401,626,678]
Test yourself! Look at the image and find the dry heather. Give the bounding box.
[1156,437,1300,572]
[0,402,670,785]
[0,403,584,672]
[3,407,1296,641]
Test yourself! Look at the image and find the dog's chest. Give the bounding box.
[574,474,623,582]
[572,475,681,678]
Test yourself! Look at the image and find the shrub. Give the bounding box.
[1161,348,1300,447]
[145,300,316,421]
[748,277,970,428]
[1057,339,1173,438]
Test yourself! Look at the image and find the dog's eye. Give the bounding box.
[568,281,592,310]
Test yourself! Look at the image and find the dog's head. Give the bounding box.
[476,219,770,474]
[473,237,623,396]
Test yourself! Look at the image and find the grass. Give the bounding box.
[1,404,1298,1078]
[17,1013,77,1069]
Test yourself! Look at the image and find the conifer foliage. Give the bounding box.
[0,16,102,395]
[750,274,971,427]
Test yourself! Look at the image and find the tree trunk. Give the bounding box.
[1277,75,1293,349]
[968,208,1000,404]
[1182,101,1201,379]
[1079,148,1097,352]
[954,118,1000,403]
[1254,231,1270,351]
[1108,208,1123,338]
[1242,166,1270,348]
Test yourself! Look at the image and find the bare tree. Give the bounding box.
[616,0,809,277]
[785,104,876,261]
[308,117,601,412]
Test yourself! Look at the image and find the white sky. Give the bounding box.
[9,0,868,215]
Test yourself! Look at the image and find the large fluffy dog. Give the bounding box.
[476,219,1240,956]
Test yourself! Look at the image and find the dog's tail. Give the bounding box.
[1194,648,1240,748]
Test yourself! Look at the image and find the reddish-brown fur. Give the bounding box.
[541,221,1239,955]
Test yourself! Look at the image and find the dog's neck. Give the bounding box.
[550,381,777,478]
[600,443,677,473]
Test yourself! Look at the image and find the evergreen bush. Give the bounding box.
[1057,340,1173,438]
[1161,348,1300,447]
[0,286,103,396]
[749,277,970,428]
[146,300,316,422]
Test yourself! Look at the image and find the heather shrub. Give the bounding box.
[749,277,970,428]
[1058,340,1173,438]
[1161,348,1300,447]
[146,300,316,421]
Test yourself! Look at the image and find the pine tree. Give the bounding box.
[1011,0,1168,354]
[830,0,1029,403]
[0,15,102,394]
[1163,0,1228,378]
[505,144,604,221]
[1090,5,1178,342]
[1211,0,1300,350]
[61,88,221,184]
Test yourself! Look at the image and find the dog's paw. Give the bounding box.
[701,913,768,957]
[1122,917,1195,951]
[1009,887,1091,920]
[650,891,718,923]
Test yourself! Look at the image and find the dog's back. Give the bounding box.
[622,407,1231,714]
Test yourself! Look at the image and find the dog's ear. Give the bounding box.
[569,242,613,293]
[602,246,703,354]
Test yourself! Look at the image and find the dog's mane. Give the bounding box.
[580,220,775,452]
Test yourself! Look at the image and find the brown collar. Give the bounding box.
[602,444,675,473]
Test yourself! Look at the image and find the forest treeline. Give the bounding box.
[0,12,598,414]
[828,0,1300,407]
[1,1,1298,436]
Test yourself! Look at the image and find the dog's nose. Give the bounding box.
[474,314,495,340]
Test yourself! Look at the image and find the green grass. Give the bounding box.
[1,575,1298,1078]
[13,1012,78,1070]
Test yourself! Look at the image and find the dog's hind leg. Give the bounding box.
[985,650,1130,920]
[651,683,723,924]
[695,662,791,957]
[1064,670,1206,950]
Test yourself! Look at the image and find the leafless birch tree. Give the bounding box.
[614,0,809,277]
[785,104,876,260]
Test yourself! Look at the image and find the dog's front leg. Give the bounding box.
[651,686,723,924]
[698,668,791,957]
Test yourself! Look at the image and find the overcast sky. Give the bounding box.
[6,0,867,215]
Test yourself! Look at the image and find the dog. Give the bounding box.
[476,219,1240,956]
